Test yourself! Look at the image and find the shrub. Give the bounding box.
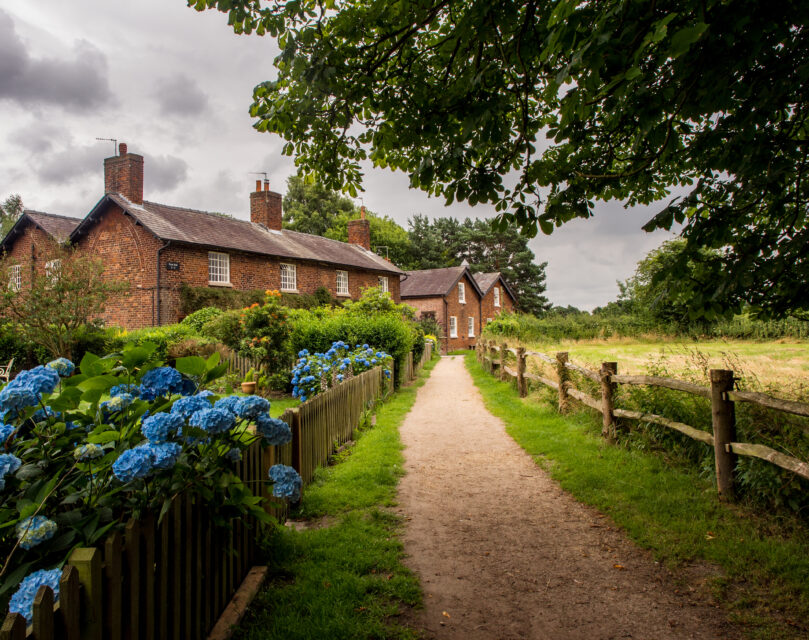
[238,291,293,374]
[110,324,199,361]
[181,307,223,332]
[200,310,244,349]
[167,337,221,360]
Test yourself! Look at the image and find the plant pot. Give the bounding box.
[240,381,257,394]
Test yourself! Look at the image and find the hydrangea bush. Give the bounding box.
[290,341,392,402]
[0,342,300,620]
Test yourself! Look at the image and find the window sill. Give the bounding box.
[208,281,233,288]
[337,293,351,297]
[449,335,458,339]
[281,288,298,294]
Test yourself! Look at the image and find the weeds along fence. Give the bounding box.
[477,339,809,500]
[0,352,433,640]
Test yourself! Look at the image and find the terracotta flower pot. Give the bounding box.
[240,381,257,394]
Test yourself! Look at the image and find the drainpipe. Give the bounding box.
[155,240,171,326]
[443,297,449,355]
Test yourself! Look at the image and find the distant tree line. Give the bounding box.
[282,176,550,315]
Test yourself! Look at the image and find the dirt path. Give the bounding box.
[396,356,734,640]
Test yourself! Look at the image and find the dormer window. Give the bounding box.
[493,286,500,307]
[458,282,466,304]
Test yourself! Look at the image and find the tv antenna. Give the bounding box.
[250,172,269,182]
[95,137,117,154]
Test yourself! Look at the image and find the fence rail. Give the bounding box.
[2,348,431,640]
[477,339,809,496]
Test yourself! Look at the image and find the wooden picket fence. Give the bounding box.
[221,347,260,379]
[477,339,809,500]
[0,350,431,640]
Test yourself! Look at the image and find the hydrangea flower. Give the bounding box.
[112,447,154,482]
[0,423,15,443]
[0,453,22,490]
[9,569,61,622]
[189,408,234,435]
[171,394,213,420]
[225,448,241,463]
[141,412,183,444]
[32,406,61,423]
[73,443,104,461]
[46,357,75,377]
[140,442,182,470]
[213,395,241,416]
[8,366,60,395]
[110,383,140,398]
[178,377,197,397]
[140,367,183,398]
[268,464,302,501]
[100,393,134,417]
[235,396,270,419]
[16,515,57,550]
[255,415,291,446]
[0,386,39,417]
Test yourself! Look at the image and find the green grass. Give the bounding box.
[234,358,439,640]
[269,396,299,418]
[464,353,809,639]
[446,349,473,356]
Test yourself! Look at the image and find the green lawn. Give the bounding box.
[464,352,809,639]
[233,358,439,640]
[269,396,299,418]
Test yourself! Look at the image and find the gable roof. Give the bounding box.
[473,271,517,301]
[0,210,83,252]
[400,266,483,298]
[70,194,403,275]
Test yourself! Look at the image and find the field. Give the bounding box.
[507,338,809,397]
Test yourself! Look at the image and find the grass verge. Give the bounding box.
[464,353,809,639]
[234,357,439,640]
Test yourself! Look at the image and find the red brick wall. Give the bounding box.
[3,224,64,289]
[480,280,515,330]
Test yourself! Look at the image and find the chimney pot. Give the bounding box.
[264,179,270,192]
[360,205,366,220]
[255,179,262,192]
[119,142,127,156]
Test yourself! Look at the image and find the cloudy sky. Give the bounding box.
[0,0,676,310]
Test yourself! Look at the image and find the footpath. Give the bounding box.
[396,356,733,640]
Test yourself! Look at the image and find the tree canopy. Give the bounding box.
[192,0,809,318]
[0,194,23,238]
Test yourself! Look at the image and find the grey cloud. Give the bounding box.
[7,122,62,154]
[146,155,189,192]
[37,145,106,185]
[153,74,209,116]
[0,10,112,111]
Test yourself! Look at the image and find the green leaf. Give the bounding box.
[175,356,207,379]
[87,431,121,444]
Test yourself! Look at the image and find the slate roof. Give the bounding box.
[70,194,403,275]
[473,272,500,294]
[400,266,483,298]
[0,210,82,252]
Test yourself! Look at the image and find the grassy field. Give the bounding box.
[502,337,809,396]
[233,357,438,640]
[464,352,809,639]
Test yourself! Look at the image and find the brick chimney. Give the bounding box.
[347,205,371,250]
[104,142,144,204]
[250,179,283,230]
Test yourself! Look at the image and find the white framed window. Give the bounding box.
[378,276,389,292]
[449,316,457,338]
[458,281,466,303]
[493,286,500,307]
[208,252,230,284]
[487,317,492,325]
[8,265,21,292]
[468,316,475,337]
[45,259,61,283]
[280,263,297,291]
[336,270,349,296]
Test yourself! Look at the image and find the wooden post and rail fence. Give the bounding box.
[0,347,432,640]
[477,339,809,501]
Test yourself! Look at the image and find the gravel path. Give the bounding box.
[396,356,734,640]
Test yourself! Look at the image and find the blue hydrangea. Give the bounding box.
[73,443,104,461]
[189,408,234,435]
[268,464,302,501]
[298,349,309,357]
[110,383,140,398]
[140,442,182,470]
[178,377,197,397]
[0,453,22,490]
[171,394,213,420]
[255,415,292,446]
[100,393,134,417]
[32,406,61,423]
[0,423,15,443]
[140,367,183,397]
[225,448,241,463]
[235,396,270,419]
[213,395,241,416]
[0,386,38,417]
[9,568,61,622]
[46,357,75,377]
[8,366,60,395]
[197,390,214,398]
[141,412,183,444]
[16,515,57,550]
[112,447,154,482]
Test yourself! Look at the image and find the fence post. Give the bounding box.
[600,362,618,440]
[290,408,303,475]
[710,369,737,500]
[517,347,527,397]
[0,613,26,639]
[555,352,569,413]
[500,342,508,380]
[69,547,102,640]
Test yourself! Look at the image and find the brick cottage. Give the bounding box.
[1,144,404,329]
[400,266,516,353]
